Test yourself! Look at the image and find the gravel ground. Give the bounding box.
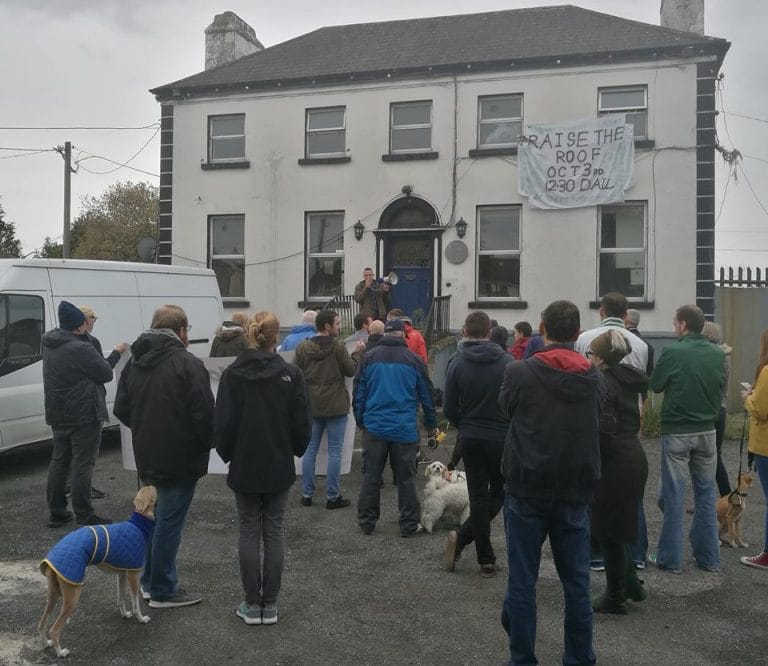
[1,429,767,665]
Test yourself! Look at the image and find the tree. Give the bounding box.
[70,181,158,262]
[0,199,23,258]
[36,237,63,258]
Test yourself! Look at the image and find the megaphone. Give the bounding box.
[376,271,398,286]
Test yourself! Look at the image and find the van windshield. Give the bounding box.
[0,294,45,375]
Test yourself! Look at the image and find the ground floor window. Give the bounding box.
[306,211,344,299]
[598,202,647,299]
[476,205,521,299]
[209,214,245,299]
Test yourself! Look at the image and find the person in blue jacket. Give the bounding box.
[277,310,316,352]
[354,318,436,537]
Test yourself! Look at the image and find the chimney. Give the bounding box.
[660,0,705,35]
[205,11,263,70]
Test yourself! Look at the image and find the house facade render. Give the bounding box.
[151,5,729,331]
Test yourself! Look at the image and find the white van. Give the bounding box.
[0,258,223,452]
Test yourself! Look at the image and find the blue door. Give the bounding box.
[386,235,432,327]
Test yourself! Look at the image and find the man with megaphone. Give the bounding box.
[354,267,394,322]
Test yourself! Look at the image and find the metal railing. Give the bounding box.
[424,295,451,349]
[716,266,768,287]
[325,295,360,337]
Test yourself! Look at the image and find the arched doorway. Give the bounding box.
[374,195,443,326]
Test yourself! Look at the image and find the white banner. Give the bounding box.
[518,115,635,209]
[120,353,355,476]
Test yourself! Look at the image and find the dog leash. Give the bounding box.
[727,410,750,506]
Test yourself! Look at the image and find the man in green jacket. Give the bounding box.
[649,304,724,573]
[295,309,365,509]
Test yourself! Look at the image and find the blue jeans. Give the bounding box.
[656,431,719,572]
[235,489,290,607]
[142,481,197,600]
[302,415,347,501]
[502,496,595,666]
[629,501,648,564]
[754,454,768,552]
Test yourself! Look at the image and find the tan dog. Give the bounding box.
[717,472,753,548]
[38,485,157,658]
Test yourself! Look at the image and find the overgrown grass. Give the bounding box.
[641,394,749,440]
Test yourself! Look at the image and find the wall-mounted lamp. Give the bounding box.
[455,217,468,239]
[353,220,365,241]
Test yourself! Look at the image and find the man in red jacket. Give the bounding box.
[387,309,427,362]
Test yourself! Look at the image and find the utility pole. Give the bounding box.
[56,141,73,258]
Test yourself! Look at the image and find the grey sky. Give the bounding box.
[1,0,765,270]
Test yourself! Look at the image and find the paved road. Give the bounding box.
[1,430,766,665]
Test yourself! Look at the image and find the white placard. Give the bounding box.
[518,115,635,209]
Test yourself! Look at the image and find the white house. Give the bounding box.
[150,2,729,332]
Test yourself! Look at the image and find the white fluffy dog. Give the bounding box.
[419,461,470,533]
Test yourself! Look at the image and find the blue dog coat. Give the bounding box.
[41,512,154,586]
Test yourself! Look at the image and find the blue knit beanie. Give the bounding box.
[58,300,86,330]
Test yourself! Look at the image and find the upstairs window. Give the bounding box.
[598,87,647,140]
[306,212,344,299]
[390,101,432,153]
[208,114,245,162]
[478,94,523,148]
[598,203,647,299]
[476,206,522,300]
[306,107,346,158]
[209,215,245,299]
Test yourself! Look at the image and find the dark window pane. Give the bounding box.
[308,214,343,253]
[211,137,245,160]
[392,104,431,126]
[391,127,431,152]
[212,258,245,298]
[478,254,520,298]
[480,96,522,120]
[307,130,345,156]
[308,108,344,130]
[479,208,520,251]
[601,89,645,109]
[307,256,342,298]
[600,206,643,249]
[211,216,244,255]
[599,252,645,297]
[211,115,244,136]
[479,121,522,146]
[0,294,44,364]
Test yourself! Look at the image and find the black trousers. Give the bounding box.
[457,437,505,565]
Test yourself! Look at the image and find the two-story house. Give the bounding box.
[150,3,729,332]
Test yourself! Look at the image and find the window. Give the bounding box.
[306,107,346,158]
[476,206,521,299]
[0,294,44,378]
[306,212,344,299]
[478,94,523,148]
[208,114,245,162]
[598,87,647,139]
[209,215,245,299]
[598,203,647,299]
[390,101,432,153]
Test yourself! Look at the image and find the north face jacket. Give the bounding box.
[215,349,311,494]
[114,330,215,485]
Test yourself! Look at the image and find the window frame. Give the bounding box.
[305,106,347,159]
[207,114,246,163]
[597,201,648,301]
[208,214,245,300]
[305,211,345,301]
[475,205,523,302]
[477,94,523,149]
[0,293,45,378]
[389,101,433,154]
[598,86,648,140]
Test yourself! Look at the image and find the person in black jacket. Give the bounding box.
[443,311,514,577]
[215,311,311,626]
[498,300,604,666]
[114,304,214,609]
[43,301,115,528]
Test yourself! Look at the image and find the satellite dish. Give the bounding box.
[137,236,157,262]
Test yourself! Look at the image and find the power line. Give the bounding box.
[0,148,56,160]
[74,127,160,175]
[736,162,768,218]
[744,153,768,165]
[726,112,768,125]
[0,123,160,131]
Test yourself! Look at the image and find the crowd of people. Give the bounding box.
[39,282,768,664]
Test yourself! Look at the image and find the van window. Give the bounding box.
[0,294,45,377]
